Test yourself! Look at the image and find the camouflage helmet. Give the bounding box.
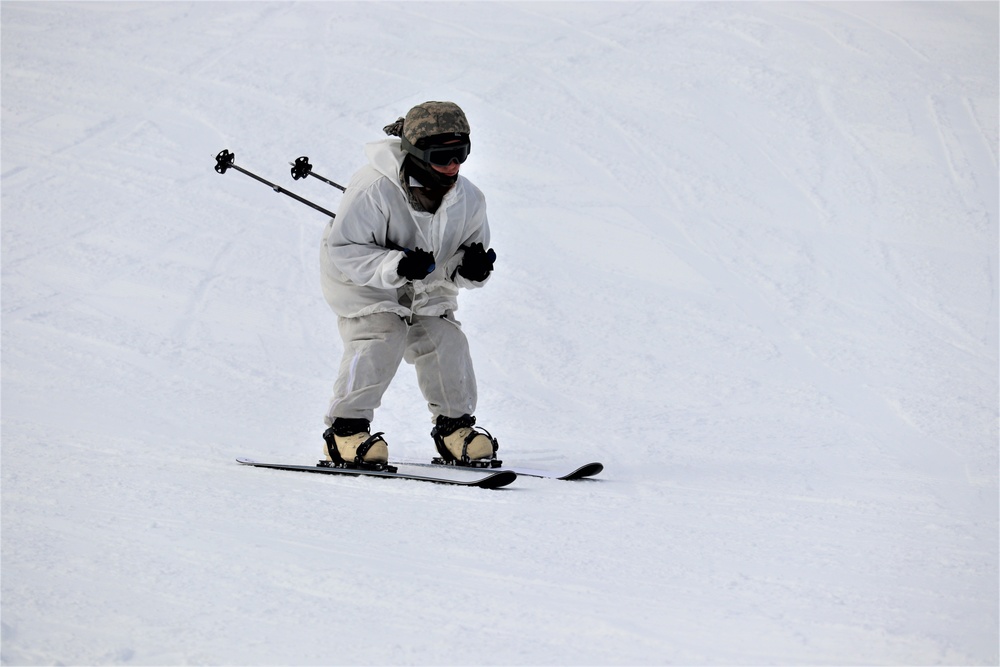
[383,101,470,147]
[404,101,470,144]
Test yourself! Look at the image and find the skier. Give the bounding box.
[319,101,498,467]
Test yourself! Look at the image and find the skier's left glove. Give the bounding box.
[457,242,496,282]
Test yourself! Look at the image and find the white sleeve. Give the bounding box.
[323,183,407,289]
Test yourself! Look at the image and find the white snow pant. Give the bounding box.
[325,312,478,426]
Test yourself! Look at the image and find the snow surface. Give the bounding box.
[2,2,998,664]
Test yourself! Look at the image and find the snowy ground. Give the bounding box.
[2,2,997,664]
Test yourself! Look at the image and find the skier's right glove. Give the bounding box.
[396,247,436,281]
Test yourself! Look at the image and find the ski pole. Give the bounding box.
[214,149,337,219]
[289,156,347,192]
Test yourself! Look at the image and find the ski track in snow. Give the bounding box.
[2,2,997,665]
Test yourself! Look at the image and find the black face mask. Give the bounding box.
[403,153,458,189]
[401,154,456,213]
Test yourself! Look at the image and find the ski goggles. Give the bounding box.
[401,135,471,167]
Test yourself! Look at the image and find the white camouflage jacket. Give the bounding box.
[320,138,491,319]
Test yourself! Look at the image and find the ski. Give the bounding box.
[236,457,517,489]
[497,462,603,480]
[395,459,604,481]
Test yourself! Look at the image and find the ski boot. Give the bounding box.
[431,414,501,468]
[322,418,390,469]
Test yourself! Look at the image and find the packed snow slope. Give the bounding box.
[2,2,997,664]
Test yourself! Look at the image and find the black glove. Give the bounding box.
[457,243,496,282]
[397,247,436,281]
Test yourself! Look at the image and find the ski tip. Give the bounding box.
[560,462,604,480]
[478,470,518,489]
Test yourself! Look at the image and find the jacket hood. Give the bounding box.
[364,138,406,188]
